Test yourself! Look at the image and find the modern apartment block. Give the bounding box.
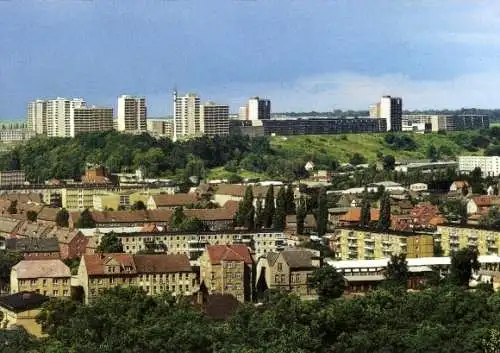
[379,96,403,131]
[146,119,173,139]
[0,170,26,186]
[332,228,434,260]
[27,99,47,134]
[69,106,113,137]
[247,97,271,121]
[200,102,230,137]
[117,95,147,133]
[458,156,500,177]
[402,114,489,132]
[436,225,500,256]
[46,97,86,137]
[173,92,201,141]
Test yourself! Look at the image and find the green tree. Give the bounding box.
[349,153,367,166]
[359,191,371,227]
[426,144,439,162]
[170,206,187,230]
[36,298,81,336]
[263,185,275,228]
[255,197,264,229]
[0,250,23,291]
[449,248,480,287]
[377,192,391,231]
[235,185,255,230]
[96,232,123,253]
[384,253,409,288]
[55,208,70,227]
[26,210,37,222]
[178,217,205,232]
[296,196,306,235]
[272,187,287,230]
[315,187,328,236]
[131,200,146,210]
[285,184,296,214]
[75,208,95,228]
[307,265,345,301]
[382,155,396,171]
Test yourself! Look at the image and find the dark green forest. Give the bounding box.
[3,285,500,353]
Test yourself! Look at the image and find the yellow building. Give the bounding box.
[334,228,434,260]
[437,225,500,256]
[78,253,196,304]
[199,244,253,302]
[62,187,119,211]
[0,292,49,337]
[93,190,167,211]
[10,259,71,298]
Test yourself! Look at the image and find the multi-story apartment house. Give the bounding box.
[246,97,271,121]
[69,106,113,137]
[0,171,26,186]
[459,156,500,177]
[200,102,230,137]
[93,190,168,211]
[436,225,500,256]
[116,229,285,260]
[46,97,86,137]
[78,253,195,304]
[146,119,173,139]
[10,259,71,297]
[402,114,489,132]
[27,99,47,134]
[199,244,253,302]
[256,249,320,299]
[333,228,434,260]
[173,92,201,141]
[61,186,120,211]
[117,95,147,133]
[0,127,35,143]
[379,95,403,132]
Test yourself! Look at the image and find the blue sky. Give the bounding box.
[1,0,500,118]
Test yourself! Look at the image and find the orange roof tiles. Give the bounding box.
[207,244,253,265]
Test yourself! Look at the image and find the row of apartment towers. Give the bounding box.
[27,94,271,140]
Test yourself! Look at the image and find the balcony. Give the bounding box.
[348,250,358,256]
[468,233,478,239]
[348,242,358,248]
[347,233,358,241]
[364,244,375,251]
[364,238,375,243]
[450,239,460,245]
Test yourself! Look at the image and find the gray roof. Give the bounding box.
[281,250,314,269]
[265,252,280,266]
[12,259,70,279]
[6,237,59,253]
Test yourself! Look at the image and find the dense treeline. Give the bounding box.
[3,284,500,353]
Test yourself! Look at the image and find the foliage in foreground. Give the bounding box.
[3,284,500,352]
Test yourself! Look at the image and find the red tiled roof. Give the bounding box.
[207,244,253,265]
[471,196,500,207]
[82,253,136,275]
[429,216,445,226]
[141,224,160,233]
[37,207,60,222]
[339,208,380,222]
[184,208,236,221]
[151,193,199,207]
[134,254,191,273]
[223,200,239,213]
[214,184,282,198]
[452,181,469,189]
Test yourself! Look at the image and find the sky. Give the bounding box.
[1,0,500,118]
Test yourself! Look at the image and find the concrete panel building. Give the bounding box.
[173,92,201,141]
[117,95,147,133]
[200,102,229,137]
[70,106,113,137]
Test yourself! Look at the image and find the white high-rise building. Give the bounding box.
[117,95,147,133]
[458,156,500,177]
[27,99,47,134]
[247,97,271,121]
[46,97,86,137]
[238,106,248,120]
[379,96,402,132]
[173,92,201,141]
[200,102,229,137]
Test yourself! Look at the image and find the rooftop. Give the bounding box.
[0,291,49,312]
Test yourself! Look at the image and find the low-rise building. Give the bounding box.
[467,196,500,215]
[78,253,196,304]
[459,156,500,177]
[6,237,60,259]
[256,249,319,299]
[333,227,434,260]
[200,244,253,302]
[0,291,49,337]
[147,193,200,210]
[0,170,26,186]
[10,259,71,297]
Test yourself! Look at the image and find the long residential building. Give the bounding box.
[69,106,114,137]
[173,92,201,141]
[46,97,86,137]
[332,227,434,260]
[111,229,286,260]
[436,225,500,256]
[27,99,47,134]
[78,253,196,304]
[458,156,500,177]
[402,114,490,132]
[117,95,147,133]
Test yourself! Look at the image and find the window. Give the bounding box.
[53,279,59,285]
[53,290,59,296]
[277,263,283,272]
[42,279,47,286]
[63,290,68,296]
[275,274,280,283]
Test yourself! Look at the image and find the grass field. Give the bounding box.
[270,132,483,164]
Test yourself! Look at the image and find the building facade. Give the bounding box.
[333,228,434,260]
[0,292,49,337]
[173,92,201,141]
[200,102,229,137]
[78,253,195,304]
[379,96,402,132]
[402,114,489,132]
[10,259,71,297]
[436,225,500,256]
[117,95,147,133]
[46,97,86,137]
[146,119,173,139]
[458,156,500,177]
[247,97,271,121]
[70,107,113,137]
[199,244,253,302]
[27,100,47,134]
[0,171,26,186]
